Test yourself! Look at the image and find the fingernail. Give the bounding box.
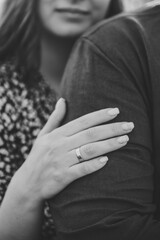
[122,122,134,131]
[99,156,108,164]
[117,135,129,144]
[108,108,120,116]
[56,98,65,108]
[59,98,65,102]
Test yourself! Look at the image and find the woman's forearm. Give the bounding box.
[0,169,44,240]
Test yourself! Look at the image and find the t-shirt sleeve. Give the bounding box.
[50,20,160,240]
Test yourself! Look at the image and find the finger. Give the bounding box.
[57,108,120,137]
[66,135,129,166]
[67,122,134,150]
[68,156,108,181]
[39,98,66,137]
[79,135,129,161]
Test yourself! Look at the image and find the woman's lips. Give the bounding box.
[56,8,90,16]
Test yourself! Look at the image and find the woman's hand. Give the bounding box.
[13,98,134,204]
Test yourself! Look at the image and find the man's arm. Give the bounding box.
[50,18,160,240]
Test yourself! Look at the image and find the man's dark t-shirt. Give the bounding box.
[50,4,160,240]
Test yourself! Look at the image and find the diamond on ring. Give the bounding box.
[75,147,83,163]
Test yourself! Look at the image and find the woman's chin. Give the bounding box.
[45,23,92,39]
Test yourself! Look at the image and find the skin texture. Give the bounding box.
[38,0,111,37]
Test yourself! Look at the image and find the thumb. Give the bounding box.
[39,98,66,137]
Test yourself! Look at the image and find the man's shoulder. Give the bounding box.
[82,4,160,51]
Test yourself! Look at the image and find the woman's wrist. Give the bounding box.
[9,167,44,211]
[0,167,44,240]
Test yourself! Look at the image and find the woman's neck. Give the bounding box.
[40,33,76,96]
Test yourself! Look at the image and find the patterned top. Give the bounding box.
[0,61,57,240]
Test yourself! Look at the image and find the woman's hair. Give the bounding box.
[0,0,40,71]
[0,0,123,72]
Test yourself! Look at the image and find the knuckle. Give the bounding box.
[53,173,62,184]
[56,128,65,137]
[107,139,115,150]
[53,170,65,184]
[79,116,89,127]
[86,127,96,140]
[111,123,119,134]
[82,144,95,158]
[81,164,90,175]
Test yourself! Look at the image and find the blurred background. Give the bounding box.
[122,0,157,11]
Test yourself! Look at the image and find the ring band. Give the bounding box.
[75,147,83,163]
